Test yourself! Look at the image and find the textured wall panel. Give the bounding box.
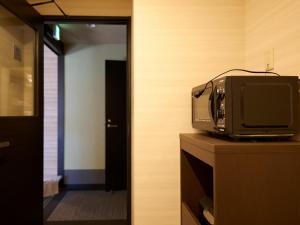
[44,45,58,177]
[132,1,244,224]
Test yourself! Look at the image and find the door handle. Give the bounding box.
[107,124,118,128]
[0,141,10,149]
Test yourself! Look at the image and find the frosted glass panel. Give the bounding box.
[0,5,35,116]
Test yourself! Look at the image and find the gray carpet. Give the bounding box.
[44,197,52,208]
[47,191,127,221]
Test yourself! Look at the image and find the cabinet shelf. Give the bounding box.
[180,133,300,225]
[182,202,202,225]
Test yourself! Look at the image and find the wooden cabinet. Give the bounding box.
[180,133,300,225]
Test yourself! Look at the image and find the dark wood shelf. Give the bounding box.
[182,202,202,225]
[180,133,300,225]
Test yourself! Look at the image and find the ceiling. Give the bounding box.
[25,1,128,45]
[59,24,127,45]
[26,0,132,16]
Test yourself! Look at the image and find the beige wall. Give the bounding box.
[132,1,244,224]
[245,0,300,74]
[64,44,126,170]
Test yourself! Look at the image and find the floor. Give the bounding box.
[44,190,127,225]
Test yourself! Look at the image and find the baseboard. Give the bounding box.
[64,169,105,185]
[63,184,105,190]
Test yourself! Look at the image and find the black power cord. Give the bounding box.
[194,69,281,98]
[211,69,280,80]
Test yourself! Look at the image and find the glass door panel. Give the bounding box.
[0,5,35,116]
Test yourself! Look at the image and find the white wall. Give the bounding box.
[64,44,126,170]
[132,1,244,225]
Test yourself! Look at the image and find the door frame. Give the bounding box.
[43,16,132,225]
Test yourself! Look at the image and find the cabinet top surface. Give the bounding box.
[180,133,300,154]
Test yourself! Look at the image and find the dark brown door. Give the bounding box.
[105,60,127,191]
[0,1,43,224]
